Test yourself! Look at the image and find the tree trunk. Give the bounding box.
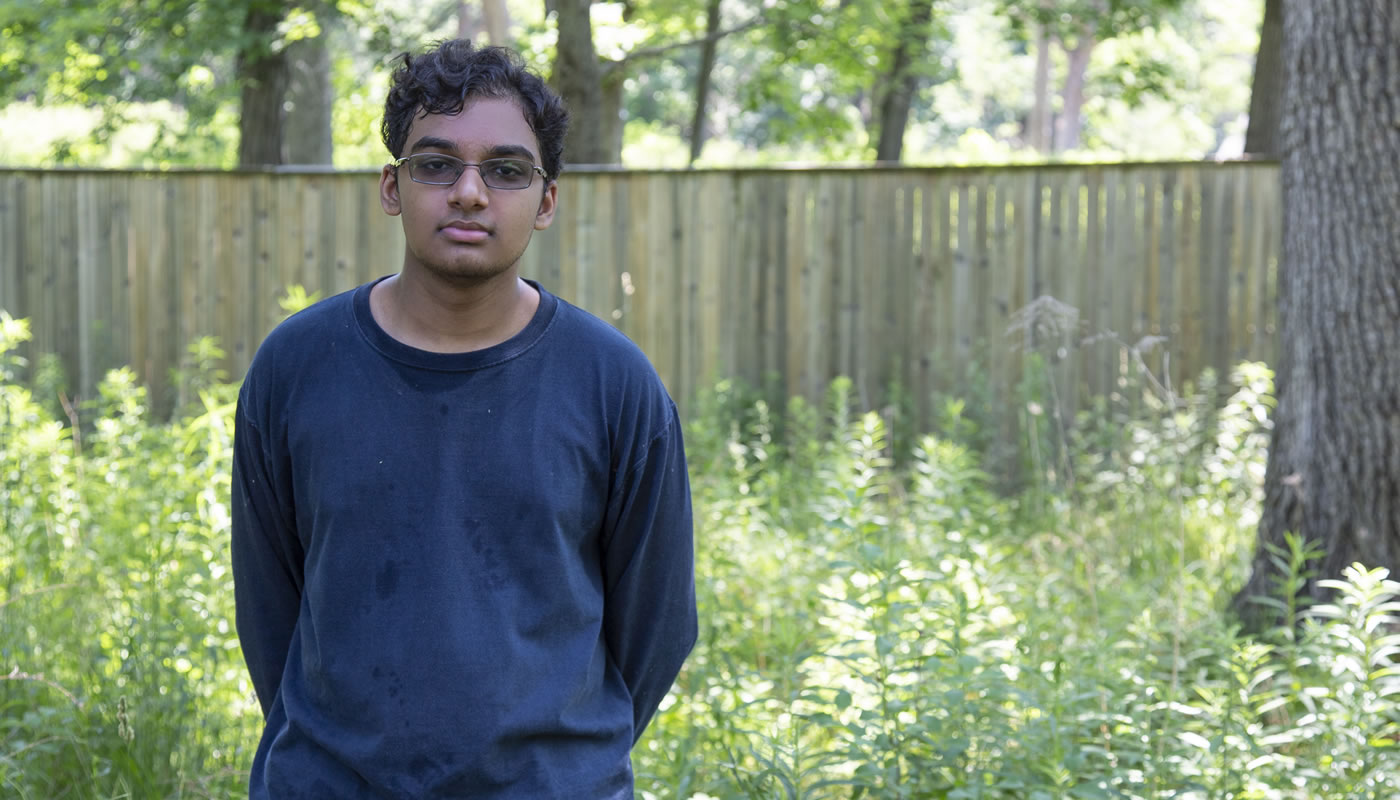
[872,0,936,162]
[600,69,625,164]
[1244,0,1284,157]
[1053,26,1095,153]
[687,0,723,165]
[284,27,334,165]
[482,0,511,46]
[1027,23,1052,153]
[1231,0,1400,630]
[237,0,291,167]
[551,0,613,164]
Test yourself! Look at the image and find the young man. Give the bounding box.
[231,40,697,798]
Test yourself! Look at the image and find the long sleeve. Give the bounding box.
[231,395,304,717]
[600,404,698,743]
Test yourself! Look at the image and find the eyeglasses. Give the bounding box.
[390,154,547,190]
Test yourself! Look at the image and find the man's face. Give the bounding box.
[379,97,557,286]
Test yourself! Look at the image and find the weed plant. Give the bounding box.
[3,311,1400,798]
[636,359,1400,799]
[1,315,258,798]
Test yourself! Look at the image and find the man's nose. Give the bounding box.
[449,165,490,207]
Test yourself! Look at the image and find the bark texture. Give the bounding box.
[1244,0,1285,156]
[1053,26,1095,152]
[552,0,615,164]
[284,29,333,165]
[1232,0,1400,627]
[1027,24,1052,152]
[237,0,291,167]
[687,0,723,164]
[600,70,625,163]
[873,0,936,162]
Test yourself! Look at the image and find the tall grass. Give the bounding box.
[3,311,1398,798]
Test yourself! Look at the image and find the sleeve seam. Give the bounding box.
[617,400,679,489]
[236,384,264,433]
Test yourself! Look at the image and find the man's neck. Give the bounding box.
[369,269,540,354]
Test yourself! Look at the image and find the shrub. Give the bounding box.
[3,313,1398,799]
[1,319,256,799]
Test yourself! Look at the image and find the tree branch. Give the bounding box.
[604,16,765,74]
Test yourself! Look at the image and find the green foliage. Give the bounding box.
[0,321,257,799]
[1000,0,1186,43]
[0,312,30,382]
[639,362,1400,799]
[276,284,323,318]
[1,0,1260,168]
[0,0,247,163]
[4,315,1399,798]
[0,0,407,167]
[714,0,953,155]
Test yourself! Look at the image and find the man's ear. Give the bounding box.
[534,180,558,231]
[380,164,403,216]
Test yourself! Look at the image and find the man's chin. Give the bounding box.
[414,260,520,288]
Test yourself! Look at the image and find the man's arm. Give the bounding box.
[600,404,698,743]
[230,397,304,717]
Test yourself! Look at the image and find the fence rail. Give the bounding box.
[0,163,1280,447]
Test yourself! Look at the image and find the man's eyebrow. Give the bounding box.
[408,136,458,154]
[407,138,538,163]
[485,144,538,162]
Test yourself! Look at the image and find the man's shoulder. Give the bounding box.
[540,291,677,433]
[546,293,653,367]
[258,286,359,351]
[240,284,362,401]
[543,293,675,401]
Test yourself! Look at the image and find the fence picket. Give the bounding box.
[0,165,1282,452]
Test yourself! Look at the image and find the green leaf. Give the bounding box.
[835,689,852,711]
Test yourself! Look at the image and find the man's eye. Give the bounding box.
[419,157,457,173]
[487,160,528,179]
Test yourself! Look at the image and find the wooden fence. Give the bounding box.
[0,163,1280,446]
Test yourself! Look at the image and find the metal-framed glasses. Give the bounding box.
[390,154,547,190]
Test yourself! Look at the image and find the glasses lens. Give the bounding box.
[479,158,534,190]
[410,155,465,185]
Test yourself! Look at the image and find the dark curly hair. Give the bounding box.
[381,40,569,181]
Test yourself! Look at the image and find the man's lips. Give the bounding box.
[440,221,491,243]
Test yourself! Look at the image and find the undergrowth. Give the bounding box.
[2,310,1398,798]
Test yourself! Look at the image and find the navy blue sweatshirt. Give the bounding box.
[231,278,697,798]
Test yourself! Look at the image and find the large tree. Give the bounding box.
[549,0,765,165]
[551,0,614,164]
[871,0,941,161]
[237,0,295,166]
[1232,0,1400,625]
[285,26,336,165]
